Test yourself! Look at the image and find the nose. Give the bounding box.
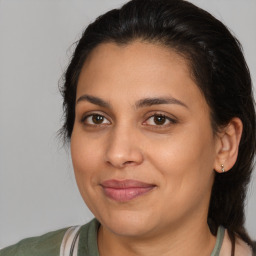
[104,125,144,168]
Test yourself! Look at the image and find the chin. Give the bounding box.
[98,210,156,237]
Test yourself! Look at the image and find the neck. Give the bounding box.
[98,215,216,256]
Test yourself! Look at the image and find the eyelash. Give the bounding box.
[81,112,177,129]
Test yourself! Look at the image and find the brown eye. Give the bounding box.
[144,114,176,127]
[81,114,111,126]
[92,114,104,124]
[154,115,166,125]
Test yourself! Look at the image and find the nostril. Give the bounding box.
[124,161,135,166]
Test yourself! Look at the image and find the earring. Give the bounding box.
[221,164,225,173]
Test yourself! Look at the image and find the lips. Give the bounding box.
[100,179,156,202]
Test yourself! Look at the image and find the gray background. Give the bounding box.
[0,0,255,248]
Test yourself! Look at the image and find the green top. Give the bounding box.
[0,219,225,256]
[0,227,68,256]
[78,218,100,256]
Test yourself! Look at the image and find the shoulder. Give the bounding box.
[235,237,254,256]
[0,219,100,256]
[220,229,253,256]
[0,227,69,256]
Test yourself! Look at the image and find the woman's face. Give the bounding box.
[71,41,219,237]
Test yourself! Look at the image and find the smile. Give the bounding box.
[100,179,156,202]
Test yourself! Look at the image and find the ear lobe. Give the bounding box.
[214,117,243,173]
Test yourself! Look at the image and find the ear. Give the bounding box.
[214,117,243,173]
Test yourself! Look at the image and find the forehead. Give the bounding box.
[78,41,190,88]
[76,41,207,112]
[84,40,187,65]
[80,41,191,78]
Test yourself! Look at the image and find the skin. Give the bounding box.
[70,41,242,256]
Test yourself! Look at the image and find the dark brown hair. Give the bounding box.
[59,0,256,254]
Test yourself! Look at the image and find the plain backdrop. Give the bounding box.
[0,0,255,248]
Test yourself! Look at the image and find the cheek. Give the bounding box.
[70,130,107,215]
[148,124,216,198]
[70,130,102,189]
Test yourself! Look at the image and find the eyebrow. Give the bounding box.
[76,94,188,109]
[76,95,110,108]
[135,97,188,109]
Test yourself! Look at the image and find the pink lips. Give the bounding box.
[101,179,156,202]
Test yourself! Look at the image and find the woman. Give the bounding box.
[1,0,255,255]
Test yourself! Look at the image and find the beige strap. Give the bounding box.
[60,226,81,256]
